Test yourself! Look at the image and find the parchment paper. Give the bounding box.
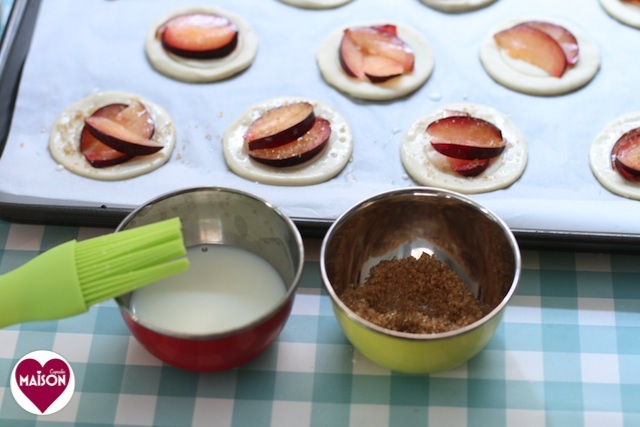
[1,0,640,235]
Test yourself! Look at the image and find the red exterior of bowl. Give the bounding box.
[120,297,294,372]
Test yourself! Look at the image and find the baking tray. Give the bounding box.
[1,0,640,252]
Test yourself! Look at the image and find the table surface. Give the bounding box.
[1,0,640,426]
[1,219,640,426]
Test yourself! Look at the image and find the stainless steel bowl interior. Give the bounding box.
[322,187,521,319]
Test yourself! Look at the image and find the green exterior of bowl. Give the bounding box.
[333,303,504,374]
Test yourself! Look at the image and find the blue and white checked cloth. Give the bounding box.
[0,220,639,426]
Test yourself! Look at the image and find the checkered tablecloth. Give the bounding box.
[0,219,639,426]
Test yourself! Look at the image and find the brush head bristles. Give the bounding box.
[74,218,189,306]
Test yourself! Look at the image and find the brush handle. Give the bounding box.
[0,241,87,328]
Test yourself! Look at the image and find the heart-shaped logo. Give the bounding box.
[15,358,69,413]
[10,350,75,415]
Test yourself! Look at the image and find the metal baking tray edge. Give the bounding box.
[1,0,640,253]
[0,0,38,154]
[3,190,640,252]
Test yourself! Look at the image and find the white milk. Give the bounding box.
[130,244,287,335]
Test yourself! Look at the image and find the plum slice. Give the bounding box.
[339,25,414,83]
[363,55,404,83]
[611,127,640,182]
[80,102,155,167]
[494,23,568,78]
[112,101,156,133]
[339,34,365,79]
[427,115,505,160]
[84,110,162,157]
[370,24,398,36]
[81,104,132,168]
[248,118,331,167]
[447,158,491,177]
[157,13,238,59]
[244,102,315,150]
[526,21,579,66]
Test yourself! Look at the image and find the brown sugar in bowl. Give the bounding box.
[320,187,521,374]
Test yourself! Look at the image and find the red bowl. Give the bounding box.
[119,295,295,371]
[115,187,304,371]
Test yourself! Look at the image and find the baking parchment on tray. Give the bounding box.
[1,0,640,249]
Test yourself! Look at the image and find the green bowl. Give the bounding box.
[320,187,521,374]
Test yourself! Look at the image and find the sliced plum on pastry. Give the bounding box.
[248,117,332,167]
[339,24,414,83]
[493,22,570,78]
[425,114,505,178]
[427,115,505,160]
[83,102,163,157]
[81,104,133,168]
[244,102,316,150]
[157,12,238,59]
[81,102,156,167]
[611,127,640,182]
[526,21,579,66]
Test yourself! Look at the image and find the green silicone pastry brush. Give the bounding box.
[0,217,189,328]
